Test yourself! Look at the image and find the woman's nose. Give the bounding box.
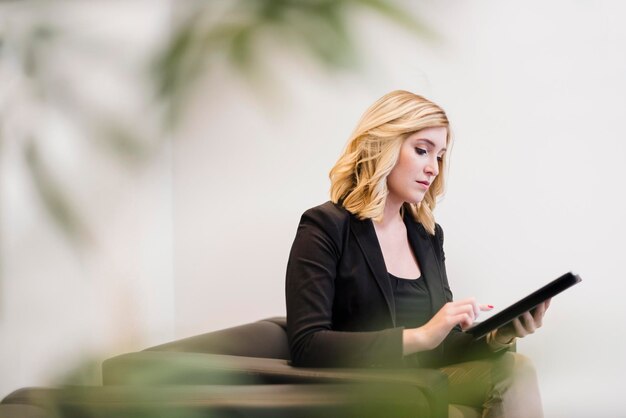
[425,158,439,176]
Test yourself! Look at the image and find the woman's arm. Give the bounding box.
[402,297,480,355]
[286,205,404,368]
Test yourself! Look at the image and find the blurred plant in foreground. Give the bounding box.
[0,0,429,254]
[155,0,434,126]
[0,2,437,414]
[0,4,165,248]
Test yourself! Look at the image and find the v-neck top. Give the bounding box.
[389,272,432,329]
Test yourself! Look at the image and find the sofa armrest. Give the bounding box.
[103,351,448,417]
[145,318,290,359]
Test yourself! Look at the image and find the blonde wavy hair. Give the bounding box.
[329,90,451,235]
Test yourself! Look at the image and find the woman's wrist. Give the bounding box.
[402,327,434,356]
[487,329,516,351]
[402,328,419,356]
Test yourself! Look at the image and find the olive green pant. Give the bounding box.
[441,352,543,418]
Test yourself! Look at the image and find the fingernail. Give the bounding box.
[487,305,494,309]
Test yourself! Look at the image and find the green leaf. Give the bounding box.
[23,139,89,245]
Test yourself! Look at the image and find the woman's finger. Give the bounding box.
[455,313,473,330]
[452,297,476,306]
[470,299,480,318]
[521,311,536,333]
[453,297,479,318]
[511,317,527,337]
[449,304,475,322]
[479,304,494,311]
[532,302,546,323]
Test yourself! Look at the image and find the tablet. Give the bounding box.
[464,271,582,340]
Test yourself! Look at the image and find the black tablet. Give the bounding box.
[464,271,582,340]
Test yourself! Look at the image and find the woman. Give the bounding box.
[285,90,548,417]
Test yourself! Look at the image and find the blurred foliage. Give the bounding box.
[19,356,425,418]
[23,139,90,245]
[154,0,433,126]
[0,19,158,247]
[0,4,437,413]
[0,0,430,256]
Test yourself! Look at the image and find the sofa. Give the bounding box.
[1,317,485,417]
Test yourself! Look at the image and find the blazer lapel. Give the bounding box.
[404,213,447,313]
[349,216,396,325]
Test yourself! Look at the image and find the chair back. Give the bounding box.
[146,317,290,360]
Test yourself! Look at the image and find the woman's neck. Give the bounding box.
[376,198,404,229]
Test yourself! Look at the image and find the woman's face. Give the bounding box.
[386,126,447,206]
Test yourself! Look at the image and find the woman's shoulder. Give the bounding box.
[301,201,351,225]
[297,201,356,238]
[434,222,444,239]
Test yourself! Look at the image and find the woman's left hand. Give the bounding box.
[494,298,551,343]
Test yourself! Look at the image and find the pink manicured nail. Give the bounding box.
[487,305,494,309]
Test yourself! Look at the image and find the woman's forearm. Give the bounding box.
[402,327,434,355]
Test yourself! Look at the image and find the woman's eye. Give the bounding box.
[415,148,427,156]
[437,156,443,162]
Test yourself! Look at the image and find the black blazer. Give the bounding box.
[285,201,496,368]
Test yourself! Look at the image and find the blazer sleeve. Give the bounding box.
[433,224,505,364]
[285,206,404,368]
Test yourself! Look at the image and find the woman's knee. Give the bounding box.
[490,353,544,417]
[509,353,538,379]
[493,352,539,389]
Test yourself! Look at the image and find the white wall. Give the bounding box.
[1,1,624,417]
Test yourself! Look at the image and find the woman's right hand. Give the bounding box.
[403,298,491,354]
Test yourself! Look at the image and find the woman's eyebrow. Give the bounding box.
[416,138,447,153]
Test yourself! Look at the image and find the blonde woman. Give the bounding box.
[285,90,549,417]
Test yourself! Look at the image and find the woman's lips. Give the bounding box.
[417,181,430,189]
